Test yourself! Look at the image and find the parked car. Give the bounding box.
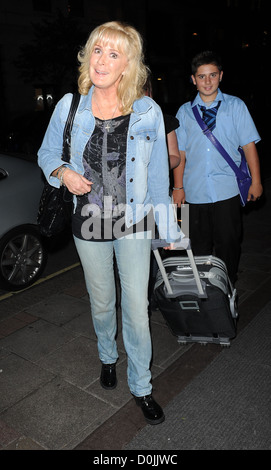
[0,153,47,291]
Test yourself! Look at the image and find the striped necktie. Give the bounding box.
[199,101,221,131]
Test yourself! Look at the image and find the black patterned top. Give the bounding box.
[72,114,132,241]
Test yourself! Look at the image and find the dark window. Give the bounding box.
[67,0,84,17]
[34,87,54,111]
[32,0,52,13]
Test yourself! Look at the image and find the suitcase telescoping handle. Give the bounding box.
[151,238,206,298]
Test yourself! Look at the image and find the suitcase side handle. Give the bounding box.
[152,238,206,298]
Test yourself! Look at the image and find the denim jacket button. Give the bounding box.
[130,198,134,203]
[131,157,135,161]
[130,136,134,140]
[146,135,150,140]
[130,178,133,182]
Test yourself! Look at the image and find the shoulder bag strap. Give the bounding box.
[62,92,81,163]
[191,103,244,179]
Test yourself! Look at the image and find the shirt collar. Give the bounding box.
[192,88,224,107]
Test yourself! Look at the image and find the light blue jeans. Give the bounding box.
[74,233,152,397]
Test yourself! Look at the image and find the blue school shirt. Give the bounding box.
[176,89,261,203]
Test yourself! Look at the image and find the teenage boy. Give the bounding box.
[173,50,262,283]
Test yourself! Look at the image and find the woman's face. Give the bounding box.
[89,39,128,91]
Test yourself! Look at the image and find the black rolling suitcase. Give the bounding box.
[152,239,238,347]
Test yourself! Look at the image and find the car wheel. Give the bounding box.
[0,225,47,291]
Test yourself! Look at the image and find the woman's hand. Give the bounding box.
[62,168,93,196]
[163,243,175,250]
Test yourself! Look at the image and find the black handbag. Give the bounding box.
[37,92,80,237]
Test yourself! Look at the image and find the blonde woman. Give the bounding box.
[38,21,181,425]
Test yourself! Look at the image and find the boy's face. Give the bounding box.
[191,64,223,102]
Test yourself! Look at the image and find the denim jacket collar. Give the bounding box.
[78,86,152,117]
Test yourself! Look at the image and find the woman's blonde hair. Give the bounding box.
[77,21,149,115]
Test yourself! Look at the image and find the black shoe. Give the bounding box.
[100,363,117,390]
[134,394,165,425]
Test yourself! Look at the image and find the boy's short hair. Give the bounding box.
[191,51,223,75]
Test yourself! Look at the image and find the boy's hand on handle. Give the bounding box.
[173,188,186,206]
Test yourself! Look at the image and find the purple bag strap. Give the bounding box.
[191,103,245,179]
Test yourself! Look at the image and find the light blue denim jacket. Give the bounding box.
[38,87,181,242]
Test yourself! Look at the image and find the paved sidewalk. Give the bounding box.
[0,178,271,451]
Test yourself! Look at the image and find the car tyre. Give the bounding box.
[0,225,47,291]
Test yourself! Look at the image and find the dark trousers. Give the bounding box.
[188,196,242,284]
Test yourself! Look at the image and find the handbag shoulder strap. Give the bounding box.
[191,102,244,179]
[62,92,81,163]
